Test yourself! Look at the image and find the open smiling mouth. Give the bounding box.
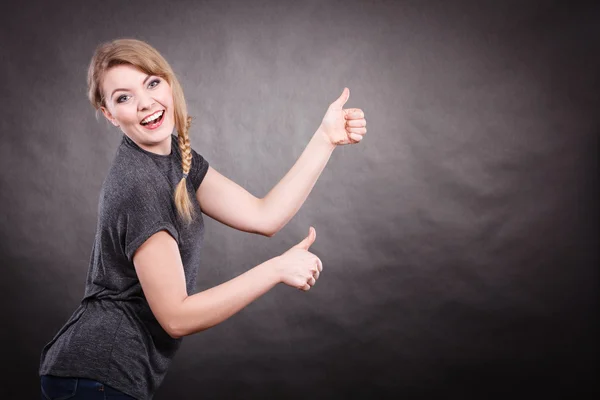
[140,110,165,129]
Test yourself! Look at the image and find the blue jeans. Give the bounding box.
[40,375,137,399]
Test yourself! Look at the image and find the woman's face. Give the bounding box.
[100,64,175,155]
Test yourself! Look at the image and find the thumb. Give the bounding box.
[330,87,350,109]
[294,226,316,250]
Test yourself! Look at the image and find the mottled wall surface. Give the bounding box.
[0,0,597,398]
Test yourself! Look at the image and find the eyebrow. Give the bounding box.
[110,74,153,99]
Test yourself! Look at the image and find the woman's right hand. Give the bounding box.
[273,226,323,291]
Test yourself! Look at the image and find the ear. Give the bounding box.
[100,106,119,127]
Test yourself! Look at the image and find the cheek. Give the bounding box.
[121,108,140,125]
[161,86,174,108]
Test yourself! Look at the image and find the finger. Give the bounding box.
[308,276,316,286]
[346,118,366,127]
[306,226,316,248]
[331,87,350,109]
[346,127,367,134]
[299,283,311,291]
[344,108,364,119]
[310,263,319,279]
[316,257,323,272]
[295,226,316,250]
[349,133,363,142]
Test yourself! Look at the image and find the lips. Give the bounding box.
[140,110,165,130]
[140,110,165,125]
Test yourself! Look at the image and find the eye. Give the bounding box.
[115,78,160,104]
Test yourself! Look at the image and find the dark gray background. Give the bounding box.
[1,0,598,398]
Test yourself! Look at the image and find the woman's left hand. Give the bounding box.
[318,87,367,146]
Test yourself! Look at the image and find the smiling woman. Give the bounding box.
[38,39,210,400]
[88,40,198,224]
[39,37,364,400]
[100,66,173,153]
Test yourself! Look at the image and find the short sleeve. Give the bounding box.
[189,148,209,192]
[119,183,180,263]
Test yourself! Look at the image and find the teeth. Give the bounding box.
[141,110,164,124]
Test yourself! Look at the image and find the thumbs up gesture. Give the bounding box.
[318,87,367,146]
[275,226,323,291]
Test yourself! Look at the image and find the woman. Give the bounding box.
[39,38,367,399]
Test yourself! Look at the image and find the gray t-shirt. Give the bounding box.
[39,133,209,399]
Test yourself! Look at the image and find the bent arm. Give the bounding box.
[196,166,267,236]
[174,258,279,337]
[260,129,335,236]
[134,230,281,339]
[195,129,335,238]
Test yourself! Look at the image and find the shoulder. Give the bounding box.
[188,146,210,192]
[102,146,170,209]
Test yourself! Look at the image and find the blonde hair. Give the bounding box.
[87,38,196,225]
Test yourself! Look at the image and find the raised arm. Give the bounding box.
[257,88,366,235]
[196,131,335,238]
[258,127,336,235]
[196,88,366,237]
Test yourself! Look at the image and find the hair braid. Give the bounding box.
[174,115,196,225]
[179,116,193,175]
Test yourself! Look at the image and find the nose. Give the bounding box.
[137,90,156,111]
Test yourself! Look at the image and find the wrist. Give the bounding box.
[259,257,282,286]
[315,126,337,151]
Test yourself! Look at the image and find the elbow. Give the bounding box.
[262,217,281,237]
[165,304,211,339]
[263,226,279,238]
[167,330,182,340]
[164,306,187,339]
[166,319,184,339]
[264,230,275,238]
[258,199,280,238]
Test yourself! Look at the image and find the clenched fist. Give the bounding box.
[318,87,367,146]
[273,226,323,291]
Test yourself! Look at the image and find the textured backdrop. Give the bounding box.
[0,0,598,398]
